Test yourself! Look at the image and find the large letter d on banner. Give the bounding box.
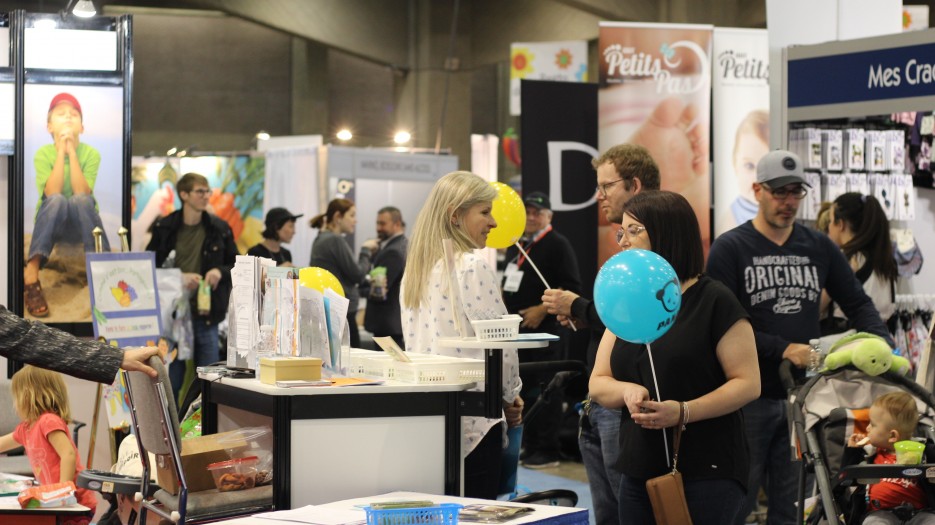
[547,141,601,212]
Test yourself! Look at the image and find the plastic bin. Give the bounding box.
[364,503,461,525]
[470,315,521,341]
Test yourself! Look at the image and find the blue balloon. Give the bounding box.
[594,249,682,344]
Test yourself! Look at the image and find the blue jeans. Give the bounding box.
[737,397,798,525]
[579,400,622,525]
[169,318,220,401]
[29,193,110,260]
[619,473,745,525]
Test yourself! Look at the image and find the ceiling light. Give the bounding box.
[72,0,97,17]
[255,131,271,141]
[336,129,353,141]
[166,146,178,156]
[393,131,411,145]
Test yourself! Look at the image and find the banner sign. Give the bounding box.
[712,28,769,238]
[598,22,713,253]
[521,80,598,294]
[510,40,588,115]
[86,252,162,347]
[787,29,935,120]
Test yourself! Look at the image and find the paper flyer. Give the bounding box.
[598,22,713,259]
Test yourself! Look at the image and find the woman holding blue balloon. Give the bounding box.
[589,191,760,525]
[400,171,523,499]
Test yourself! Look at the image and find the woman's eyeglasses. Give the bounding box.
[615,224,646,243]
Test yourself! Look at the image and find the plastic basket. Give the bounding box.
[470,315,521,341]
[364,503,461,525]
[392,357,485,384]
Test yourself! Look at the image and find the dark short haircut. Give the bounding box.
[378,206,405,227]
[621,190,703,281]
[593,144,661,192]
[177,172,209,194]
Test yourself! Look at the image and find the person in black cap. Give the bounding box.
[503,190,581,469]
[248,207,303,266]
[707,150,895,524]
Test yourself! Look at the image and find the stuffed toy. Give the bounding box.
[821,332,910,376]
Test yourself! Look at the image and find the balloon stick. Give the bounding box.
[442,239,466,337]
[514,242,576,332]
[646,343,670,468]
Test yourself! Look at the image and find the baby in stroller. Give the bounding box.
[844,392,935,524]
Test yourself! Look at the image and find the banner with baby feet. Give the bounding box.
[711,28,770,238]
[598,22,713,256]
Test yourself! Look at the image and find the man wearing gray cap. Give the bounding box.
[707,150,894,524]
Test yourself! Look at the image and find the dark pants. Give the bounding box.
[169,317,220,402]
[738,397,799,525]
[619,473,745,525]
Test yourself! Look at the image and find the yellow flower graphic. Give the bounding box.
[511,48,535,79]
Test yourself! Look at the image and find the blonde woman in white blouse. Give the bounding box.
[401,171,523,499]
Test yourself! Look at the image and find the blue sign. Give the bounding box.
[788,42,935,108]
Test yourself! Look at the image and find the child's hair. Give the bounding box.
[732,109,769,163]
[11,365,72,424]
[309,198,354,230]
[875,391,919,441]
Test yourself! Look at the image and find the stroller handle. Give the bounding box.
[779,359,798,392]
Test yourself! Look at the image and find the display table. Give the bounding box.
[201,339,551,510]
[0,498,91,525]
[214,490,588,525]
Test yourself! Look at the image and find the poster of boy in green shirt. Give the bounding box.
[25,92,111,318]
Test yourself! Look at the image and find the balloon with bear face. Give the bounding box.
[594,249,681,344]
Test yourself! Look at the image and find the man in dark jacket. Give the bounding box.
[363,207,408,349]
[146,172,237,396]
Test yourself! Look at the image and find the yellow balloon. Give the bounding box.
[298,267,345,297]
[486,182,525,249]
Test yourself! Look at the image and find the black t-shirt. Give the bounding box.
[247,243,292,266]
[610,276,750,488]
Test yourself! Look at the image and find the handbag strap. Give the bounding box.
[672,401,685,472]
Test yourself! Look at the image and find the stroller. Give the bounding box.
[782,360,935,524]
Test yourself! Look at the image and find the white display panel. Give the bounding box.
[0,83,12,142]
[24,28,117,71]
[0,27,9,68]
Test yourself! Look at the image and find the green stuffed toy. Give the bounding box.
[821,332,910,376]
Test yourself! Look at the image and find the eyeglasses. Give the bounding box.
[596,178,626,198]
[615,224,646,244]
[189,188,212,196]
[762,184,807,200]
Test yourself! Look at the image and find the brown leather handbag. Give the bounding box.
[645,403,693,525]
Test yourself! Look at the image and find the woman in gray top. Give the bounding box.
[309,198,377,348]
[0,305,158,382]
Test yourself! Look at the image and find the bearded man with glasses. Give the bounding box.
[541,143,660,525]
[146,172,238,401]
[707,150,895,525]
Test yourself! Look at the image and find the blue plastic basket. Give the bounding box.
[364,503,462,525]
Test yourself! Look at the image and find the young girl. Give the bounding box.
[0,366,96,522]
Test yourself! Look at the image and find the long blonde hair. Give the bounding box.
[12,365,72,424]
[402,171,497,308]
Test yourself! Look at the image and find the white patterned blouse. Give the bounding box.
[401,251,522,455]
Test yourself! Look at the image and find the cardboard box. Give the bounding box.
[155,430,248,494]
[259,356,322,385]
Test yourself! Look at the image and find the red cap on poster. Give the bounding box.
[48,93,82,116]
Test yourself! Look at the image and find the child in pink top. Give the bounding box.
[0,365,96,523]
